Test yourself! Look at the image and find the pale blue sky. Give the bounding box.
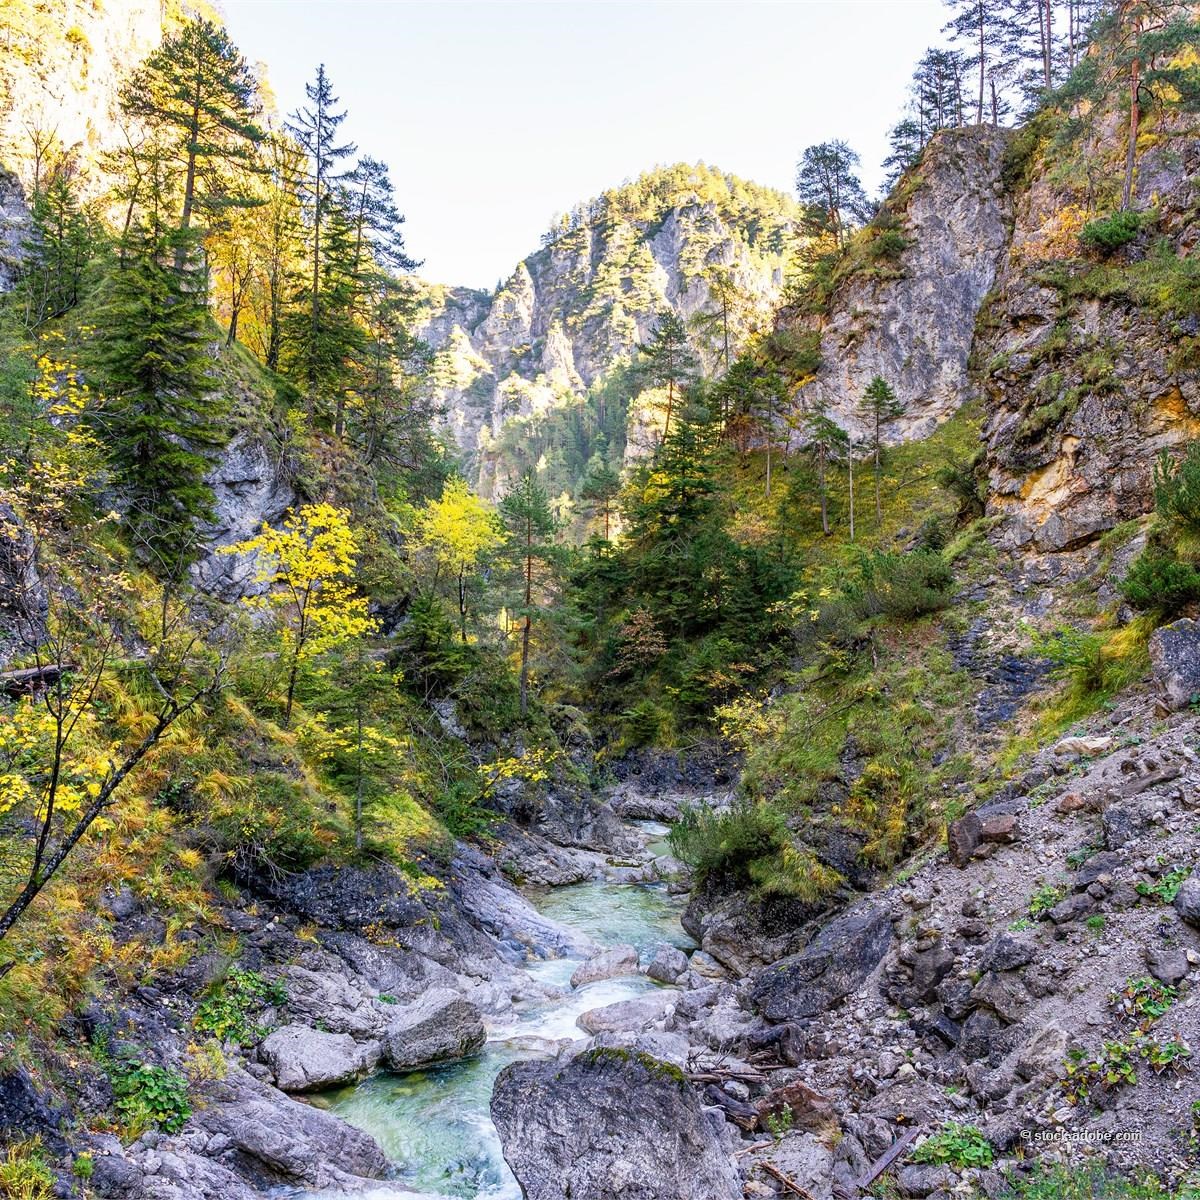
[221,0,948,288]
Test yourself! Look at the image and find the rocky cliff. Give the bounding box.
[415,164,800,496]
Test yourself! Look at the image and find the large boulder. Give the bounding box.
[571,944,639,988]
[750,903,893,1021]
[380,988,486,1071]
[1149,619,1200,710]
[259,1025,380,1093]
[491,1048,742,1200]
[577,991,677,1036]
[1174,869,1200,928]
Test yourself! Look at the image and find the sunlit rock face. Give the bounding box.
[414,164,800,496]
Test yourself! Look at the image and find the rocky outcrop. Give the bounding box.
[0,168,28,292]
[1149,618,1200,711]
[378,988,486,1071]
[414,165,798,495]
[190,437,295,601]
[491,1048,742,1200]
[797,127,1014,444]
[258,1025,379,1093]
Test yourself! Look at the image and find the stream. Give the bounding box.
[310,822,693,1200]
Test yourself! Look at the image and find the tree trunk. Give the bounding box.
[519,520,533,718]
[1122,56,1141,210]
[848,449,856,542]
[458,565,468,643]
[976,1,985,125]
[819,452,829,536]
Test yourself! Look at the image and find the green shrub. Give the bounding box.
[909,1121,993,1168]
[850,549,955,620]
[1122,551,1200,614]
[1154,444,1200,547]
[432,778,502,839]
[669,800,841,901]
[996,1163,1192,1200]
[0,1140,54,1200]
[108,1059,191,1135]
[1080,210,1147,255]
[193,967,287,1045]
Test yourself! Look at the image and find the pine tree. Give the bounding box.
[794,141,872,252]
[634,310,698,442]
[120,18,264,262]
[286,64,357,409]
[883,118,925,190]
[500,472,558,718]
[942,0,1011,123]
[858,375,905,523]
[90,197,224,567]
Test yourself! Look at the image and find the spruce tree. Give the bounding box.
[634,310,697,442]
[859,375,904,523]
[286,64,357,411]
[120,18,264,258]
[91,206,224,567]
[803,409,848,536]
[18,164,97,328]
[500,472,558,718]
[579,453,622,541]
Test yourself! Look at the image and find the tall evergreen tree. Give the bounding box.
[634,310,698,442]
[120,18,264,262]
[943,0,1010,123]
[579,453,622,541]
[286,64,357,409]
[858,375,905,523]
[90,194,224,566]
[803,409,848,536]
[794,141,872,252]
[500,472,558,718]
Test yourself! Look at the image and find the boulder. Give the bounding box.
[1145,945,1189,986]
[642,943,689,984]
[755,1081,838,1138]
[947,813,982,867]
[577,990,677,1035]
[1174,870,1200,928]
[763,1133,835,1200]
[491,1048,742,1200]
[1015,1021,1071,1083]
[969,971,1028,1024]
[379,988,486,1071]
[978,934,1034,973]
[750,903,892,1021]
[1047,893,1093,925]
[259,1025,380,1093]
[1149,618,1200,710]
[979,813,1020,843]
[571,944,639,988]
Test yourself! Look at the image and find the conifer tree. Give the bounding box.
[579,453,622,541]
[794,141,871,253]
[803,409,849,536]
[859,375,904,523]
[942,0,1010,123]
[90,190,224,567]
[286,64,357,409]
[18,163,97,328]
[120,18,264,262]
[500,472,558,718]
[634,310,698,442]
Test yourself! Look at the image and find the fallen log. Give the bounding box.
[760,1161,817,1199]
[0,664,76,697]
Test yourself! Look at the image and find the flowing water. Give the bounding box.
[312,861,692,1200]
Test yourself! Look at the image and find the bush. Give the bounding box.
[909,1122,993,1168]
[669,800,841,901]
[108,1058,191,1135]
[1154,444,1200,549]
[0,1140,54,1200]
[193,967,287,1045]
[1121,551,1200,615]
[1079,210,1147,255]
[995,1164,1195,1200]
[850,549,955,620]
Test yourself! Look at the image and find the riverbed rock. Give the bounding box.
[750,902,893,1021]
[491,1048,742,1200]
[577,990,677,1035]
[1174,870,1200,928]
[643,943,689,984]
[571,944,639,987]
[259,1025,380,1093]
[380,988,486,1071]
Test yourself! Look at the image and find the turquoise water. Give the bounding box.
[318,879,690,1199]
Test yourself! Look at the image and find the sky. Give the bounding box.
[220,0,948,289]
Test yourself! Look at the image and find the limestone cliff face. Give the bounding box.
[979,109,1200,551]
[416,165,799,496]
[0,0,194,188]
[791,127,1014,446]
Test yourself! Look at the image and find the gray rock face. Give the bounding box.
[1149,619,1200,711]
[380,988,486,1071]
[491,1048,742,1200]
[0,168,28,293]
[0,502,46,667]
[191,437,295,601]
[259,1024,380,1093]
[750,902,893,1021]
[800,127,1014,444]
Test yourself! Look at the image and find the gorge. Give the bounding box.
[2,4,1200,1200]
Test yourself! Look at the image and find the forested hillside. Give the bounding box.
[1,3,1200,1200]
